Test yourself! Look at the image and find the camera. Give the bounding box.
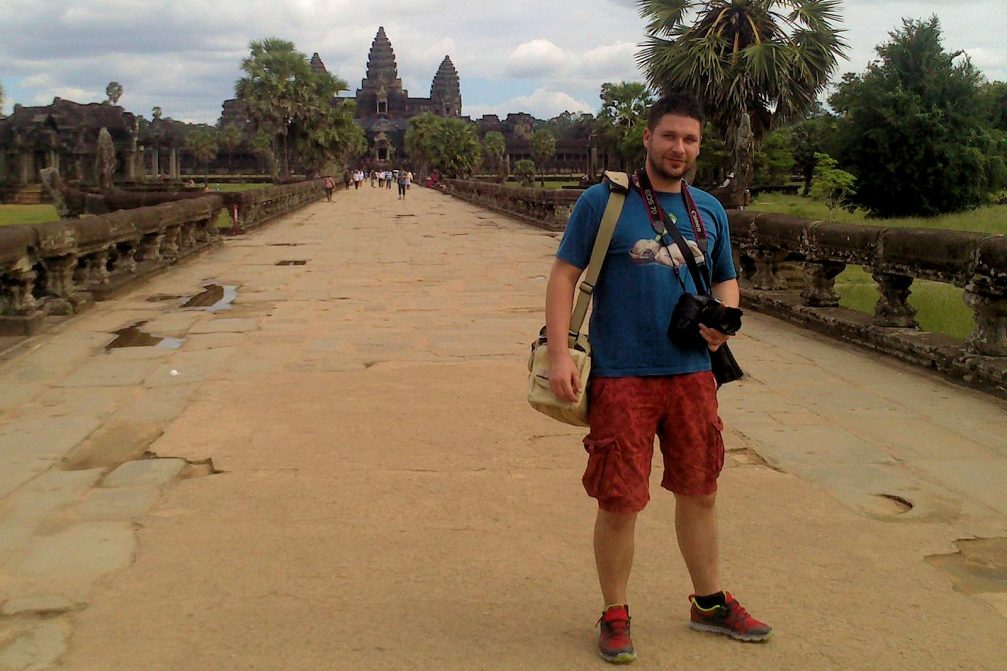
[668,294,743,348]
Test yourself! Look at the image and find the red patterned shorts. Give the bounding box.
[583,372,725,513]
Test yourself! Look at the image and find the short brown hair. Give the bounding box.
[647,93,706,129]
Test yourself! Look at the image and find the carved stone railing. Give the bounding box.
[730,210,1007,397]
[0,180,328,337]
[0,196,224,335]
[224,179,325,232]
[439,179,580,231]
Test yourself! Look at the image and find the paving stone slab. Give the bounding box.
[188,318,260,334]
[0,620,68,671]
[102,459,186,488]
[0,418,104,500]
[56,358,160,388]
[111,383,198,424]
[6,522,135,604]
[1,595,77,617]
[74,486,161,521]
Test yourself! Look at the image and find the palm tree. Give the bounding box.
[482,131,507,181]
[531,129,557,186]
[236,38,313,177]
[636,0,846,146]
[596,81,653,170]
[106,81,123,105]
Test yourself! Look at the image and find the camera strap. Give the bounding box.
[632,170,712,295]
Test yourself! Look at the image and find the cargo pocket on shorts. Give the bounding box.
[582,436,628,500]
[709,415,726,476]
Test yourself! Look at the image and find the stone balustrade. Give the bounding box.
[224,179,325,232]
[729,210,1007,396]
[439,179,580,231]
[0,180,326,337]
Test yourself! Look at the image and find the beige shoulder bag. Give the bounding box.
[527,171,629,426]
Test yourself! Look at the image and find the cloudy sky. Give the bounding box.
[1,0,1003,124]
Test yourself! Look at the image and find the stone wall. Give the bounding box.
[729,211,1007,398]
[0,180,326,337]
[439,179,580,231]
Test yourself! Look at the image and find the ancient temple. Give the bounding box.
[0,98,143,190]
[341,27,463,164]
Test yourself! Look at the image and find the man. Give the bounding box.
[323,175,335,202]
[545,93,771,665]
[397,168,411,199]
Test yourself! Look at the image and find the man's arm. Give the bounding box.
[699,278,741,352]
[545,258,584,402]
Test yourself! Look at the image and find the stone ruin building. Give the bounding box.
[0,98,144,201]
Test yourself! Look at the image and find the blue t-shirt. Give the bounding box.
[556,182,736,377]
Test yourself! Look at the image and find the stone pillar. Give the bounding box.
[152,149,160,178]
[17,152,33,185]
[748,249,789,290]
[0,267,38,315]
[801,261,846,307]
[963,291,1007,356]
[872,272,919,328]
[169,148,179,179]
[137,233,164,262]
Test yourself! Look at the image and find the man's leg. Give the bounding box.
[594,509,637,606]
[674,493,720,596]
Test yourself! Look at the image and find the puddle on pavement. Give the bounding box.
[106,321,185,350]
[181,284,238,312]
[276,259,308,266]
[926,538,1007,594]
[268,243,305,247]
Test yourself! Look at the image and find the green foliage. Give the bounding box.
[979,81,1007,132]
[809,152,856,219]
[105,81,123,105]
[0,81,5,116]
[514,159,536,187]
[596,81,653,171]
[406,114,482,178]
[482,131,508,181]
[636,0,847,146]
[151,106,163,120]
[787,110,840,194]
[538,111,594,141]
[753,129,796,185]
[531,129,557,185]
[235,37,353,177]
[185,127,219,180]
[693,123,731,187]
[830,17,1006,217]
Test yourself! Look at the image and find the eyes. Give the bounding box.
[658,133,699,145]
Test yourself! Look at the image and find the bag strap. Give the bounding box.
[568,171,628,346]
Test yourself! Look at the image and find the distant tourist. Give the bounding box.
[323,175,335,202]
[370,170,377,188]
[353,169,363,190]
[385,170,393,189]
[397,169,411,199]
[405,170,414,190]
[343,170,351,190]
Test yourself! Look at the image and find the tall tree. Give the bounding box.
[482,131,508,182]
[236,38,313,177]
[105,81,123,105]
[636,0,847,146]
[151,106,163,120]
[217,124,242,173]
[596,81,653,170]
[184,127,219,183]
[428,118,483,178]
[830,17,1006,216]
[405,113,445,177]
[531,129,557,186]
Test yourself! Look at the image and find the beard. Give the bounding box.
[647,151,691,182]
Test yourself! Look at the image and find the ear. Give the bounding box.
[642,126,652,152]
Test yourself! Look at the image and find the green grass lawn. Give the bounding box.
[749,194,1007,234]
[748,194,1001,340]
[0,204,61,226]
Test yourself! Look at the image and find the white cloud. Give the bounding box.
[504,39,570,78]
[468,88,592,119]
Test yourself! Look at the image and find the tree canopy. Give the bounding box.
[830,16,1006,216]
[105,81,123,105]
[636,0,847,145]
[406,114,482,178]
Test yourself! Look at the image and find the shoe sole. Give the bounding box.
[599,650,637,664]
[689,622,773,642]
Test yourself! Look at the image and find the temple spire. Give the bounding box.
[431,55,462,117]
[364,27,400,87]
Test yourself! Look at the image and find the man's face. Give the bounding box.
[643,113,702,182]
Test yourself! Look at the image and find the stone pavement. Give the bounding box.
[1,183,1006,670]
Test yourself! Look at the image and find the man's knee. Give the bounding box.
[674,492,717,511]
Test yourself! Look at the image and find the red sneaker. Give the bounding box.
[689,592,773,642]
[596,604,637,663]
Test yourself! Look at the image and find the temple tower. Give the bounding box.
[356,27,407,118]
[430,56,462,117]
[309,52,328,75]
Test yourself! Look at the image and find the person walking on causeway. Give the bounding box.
[545,92,772,664]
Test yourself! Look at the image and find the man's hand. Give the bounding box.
[549,349,582,403]
[699,324,730,352]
